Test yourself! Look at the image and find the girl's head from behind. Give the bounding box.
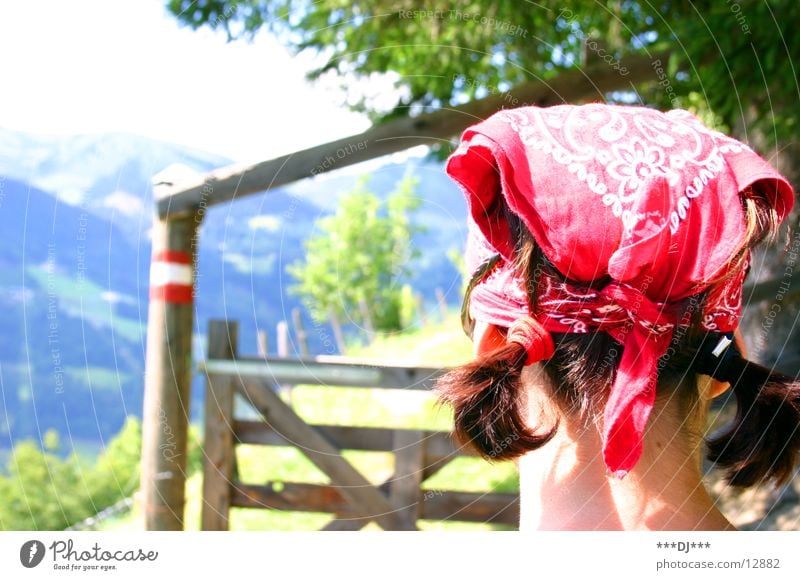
[438,104,799,487]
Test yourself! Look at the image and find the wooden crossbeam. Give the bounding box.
[201,321,239,531]
[156,52,668,218]
[389,429,425,529]
[230,482,519,526]
[233,420,467,460]
[202,357,444,390]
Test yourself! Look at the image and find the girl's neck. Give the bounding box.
[517,418,734,531]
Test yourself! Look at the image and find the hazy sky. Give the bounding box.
[0,0,372,162]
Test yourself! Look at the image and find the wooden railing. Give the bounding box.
[200,319,518,531]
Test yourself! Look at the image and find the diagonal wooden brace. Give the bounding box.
[233,377,415,530]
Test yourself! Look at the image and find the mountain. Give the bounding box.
[0,129,467,453]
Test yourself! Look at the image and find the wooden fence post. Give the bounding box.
[390,429,425,529]
[276,321,294,403]
[257,329,269,358]
[291,307,310,356]
[140,211,199,530]
[201,320,238,531]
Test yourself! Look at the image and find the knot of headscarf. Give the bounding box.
[473,262,682,475]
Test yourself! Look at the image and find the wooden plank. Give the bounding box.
[230,482,519,526]
[155,52,668,218]
[256,330,269,358]
[275,320,294,403]
[390,430,425,529]
[321,518,368,531]
[201,320,238,531]
[231,482,349,512]
[420,491,520,527]
[292,307,310,356]
[235,378,413,530]
[235,420,390,450]
[233,420,462,455]
[204,358,445,390]
[140,212,198,531]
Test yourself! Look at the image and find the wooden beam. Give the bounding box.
[235,378,414,530]
[233,420,466,459]
[230,482,519,526]
[156,52,668,217]
[390,430,425,528]
[204,357,445,390]
[231,481,351,512]
[291,307,310,356]
[320,518,368,531]
[140,212,199,531]
[201,320,238,531]
[420,491,519,526]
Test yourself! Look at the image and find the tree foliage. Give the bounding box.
[0,418,142,530]
[287,175,421,333]
[167,1,799,144]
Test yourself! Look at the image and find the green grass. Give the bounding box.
[102,314,519,531]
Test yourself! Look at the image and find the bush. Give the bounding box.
[0,418,142,530]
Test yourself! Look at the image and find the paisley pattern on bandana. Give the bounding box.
[496,105,748,234]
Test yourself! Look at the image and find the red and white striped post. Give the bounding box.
[141,206,199,531]
[150,250,194,304]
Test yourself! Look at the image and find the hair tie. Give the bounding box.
[692,332,743,382]
[507,317,555,365]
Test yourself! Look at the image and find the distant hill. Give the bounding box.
[0,129,467,453]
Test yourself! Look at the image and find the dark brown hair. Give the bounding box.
[437,188,800,486]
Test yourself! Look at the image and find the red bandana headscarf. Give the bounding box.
[447,104,794,476]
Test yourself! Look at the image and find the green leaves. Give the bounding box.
[166,1,800,148]
[287,174,421,334]
[0,418,142,530]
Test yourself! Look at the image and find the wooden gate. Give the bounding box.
[200,319,519,530]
